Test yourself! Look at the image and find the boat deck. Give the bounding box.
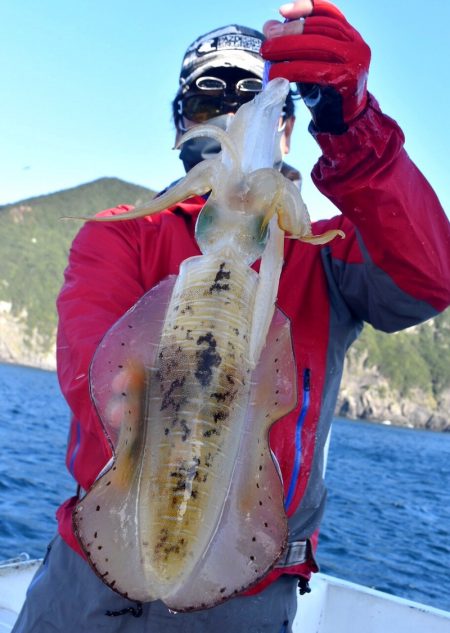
[1,558,450,632]
[295,573,450,633]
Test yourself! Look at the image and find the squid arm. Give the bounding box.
[64,125,245,223]
[249,168,344,245]
[249,216,285,365]
[247,167,344,365]
[274,173,345,244]
[63,159,214,222]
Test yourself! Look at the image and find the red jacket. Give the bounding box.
[56,95,450,592]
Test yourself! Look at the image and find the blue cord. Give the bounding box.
[263,60,271,88]
[284,368,310,512]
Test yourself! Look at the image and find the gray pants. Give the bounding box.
[12,535,299,632]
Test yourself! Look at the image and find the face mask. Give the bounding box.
[178,114,232,173]
[178,113,285,175]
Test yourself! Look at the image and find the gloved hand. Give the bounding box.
[262,0,371,134]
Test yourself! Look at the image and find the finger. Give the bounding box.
[263,34,351,64]
[108,394,143,429]
[269,58,349,85]
[111,368,130,395]
[108,361,146,429]
[303,16,354,41]
[108,398,127,429]
[279,0,313,20]
[111,361,146,395]
[310,0,347,20]
[263,19,282,38]
[263,19,305,39]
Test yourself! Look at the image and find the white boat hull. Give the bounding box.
[0,559,41,633]
[1,558,449,632]
[295,572,450,633]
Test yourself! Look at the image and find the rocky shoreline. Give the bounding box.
[0,311,56,371]
[336,352,450,432]
[2,316,448,432]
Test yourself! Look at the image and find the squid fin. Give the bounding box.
[73,276,177,601]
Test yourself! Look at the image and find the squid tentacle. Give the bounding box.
[64,159,214,222]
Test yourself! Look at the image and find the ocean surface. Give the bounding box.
[1,362,449,612]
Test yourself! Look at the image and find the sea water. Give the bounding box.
[0,363,449,611]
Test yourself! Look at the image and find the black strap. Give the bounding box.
[298,577,312,596]
[105,602,143,618]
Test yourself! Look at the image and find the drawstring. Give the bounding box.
[284,368,311,512]
[106,602,143,618]
[298,576,311,595]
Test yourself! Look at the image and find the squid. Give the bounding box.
[73,78,344,611]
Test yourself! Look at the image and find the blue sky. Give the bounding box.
[1,0,448,220]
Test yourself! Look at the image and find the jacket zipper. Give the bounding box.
[284,368,311,513]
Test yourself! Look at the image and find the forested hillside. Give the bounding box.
[337,314,450,430]
[355,314,450,399]
[0,178,154,346]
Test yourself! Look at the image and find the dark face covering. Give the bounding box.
[178,114,232,173]
[178,113,295,180]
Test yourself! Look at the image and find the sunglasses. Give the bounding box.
[177,76,264,125]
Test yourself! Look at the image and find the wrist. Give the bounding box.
[310,92,379,144]
[300,82,369,136]
[310,93,406,193]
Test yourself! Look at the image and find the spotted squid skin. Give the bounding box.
[73,252,267,602]
[141,252,258,586]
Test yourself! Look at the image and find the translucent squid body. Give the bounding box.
[73,78,344,611]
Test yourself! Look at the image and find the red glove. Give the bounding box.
[261,0,371,134]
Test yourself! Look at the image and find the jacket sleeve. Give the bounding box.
[56,207,148,490]
[310,94,450,332]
